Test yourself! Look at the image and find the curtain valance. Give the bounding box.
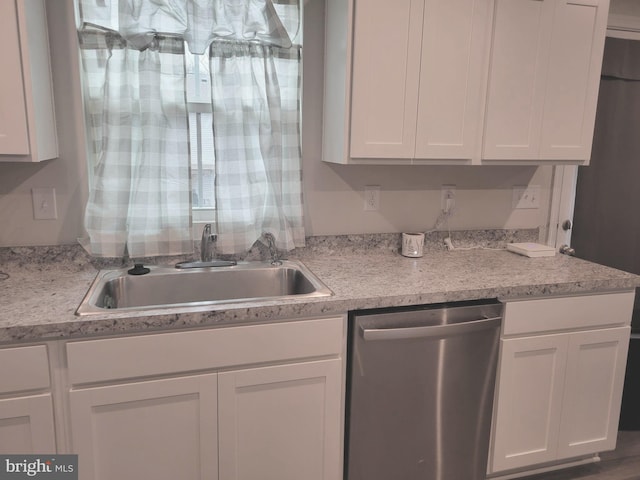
[77,0,299,54]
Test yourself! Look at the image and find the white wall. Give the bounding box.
[301,0,553,238]
[0,1,86,247]
[0,0,553,248]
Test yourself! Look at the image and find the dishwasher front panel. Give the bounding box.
[346,300,502,480]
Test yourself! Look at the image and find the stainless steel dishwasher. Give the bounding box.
[346,299,503,480]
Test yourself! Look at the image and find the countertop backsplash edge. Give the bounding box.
[0,229,540,269]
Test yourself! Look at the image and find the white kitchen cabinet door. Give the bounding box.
[348,0,492,162]
[414,0,492,160]
[0,394,56,453]
[483,0,608,162]
[69,374,218,480]
[0,0,57,162]
[490,334,568,473]
[557,326,630,460]
[349,0,424,159]
[0,0,30,155]
[483,0,556,161]
[218,359,343,480]
[539,0,609,161]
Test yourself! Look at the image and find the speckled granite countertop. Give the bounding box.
[1,231,639,344]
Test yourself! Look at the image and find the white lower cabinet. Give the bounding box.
[488,292,634,477]
[69,361,342,480]
[0,344,56,453]
[218,360,343,480]
[557,327,630,459]
[0,394,56,453]
[491,334,568,471]
[69,374,219,480]
[65,316,345,480]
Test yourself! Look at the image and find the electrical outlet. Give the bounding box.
[512,185,541,209]
[441,185,456,213]
[32,187,58,220]
[364,185,380,211]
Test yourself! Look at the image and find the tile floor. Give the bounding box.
[519,431,640,480]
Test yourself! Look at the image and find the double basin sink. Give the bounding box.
[76,260,333,315]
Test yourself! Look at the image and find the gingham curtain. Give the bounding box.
[79,32,192,257]
[211,42,305,253]
[77,0,304,257]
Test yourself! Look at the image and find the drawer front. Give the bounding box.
[503,291,635,336]
[67,316,345,385]
[0,345,50,394]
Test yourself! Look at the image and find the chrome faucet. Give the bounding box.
[263,232,282,265]
[175,224,236,269]
[201,223,215,262]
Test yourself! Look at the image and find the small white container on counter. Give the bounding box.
[402,232,425,258]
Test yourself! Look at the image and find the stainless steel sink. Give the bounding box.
[76,260,332,315]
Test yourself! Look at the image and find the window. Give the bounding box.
[185,46,216,221]
[76,1,305,258]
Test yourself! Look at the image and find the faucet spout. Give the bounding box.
[175,224,237,269]
[201,224,215,262]
[263,232,282,266]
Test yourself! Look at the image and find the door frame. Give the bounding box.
[547,165,577,250]
[548,27,640,250]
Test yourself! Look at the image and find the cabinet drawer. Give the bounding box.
[67,316,345,385]
[0,345,50,394]
[503,291,634,336]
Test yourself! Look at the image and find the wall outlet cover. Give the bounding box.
[364,185,380,211]
[441,185,456,213]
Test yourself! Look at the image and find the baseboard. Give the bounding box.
[487,455,601,480]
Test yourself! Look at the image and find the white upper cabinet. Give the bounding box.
[0,0,30,156]
[483,0,609,163]
[540,0,609,162]
[349,0,423,160]
[0,0,58,163]
[482,0,556,162]
[415,0,492,160]
[324,0,609,165]
[327,0,492,164]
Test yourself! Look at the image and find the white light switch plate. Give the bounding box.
[512,185,541,209]
[32,187,58,220]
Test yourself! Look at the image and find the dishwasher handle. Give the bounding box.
[360,316,501,341]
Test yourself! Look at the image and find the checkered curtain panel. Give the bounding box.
[79,32,193,258]
[210,42,305,254]
[76,0,304,257]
